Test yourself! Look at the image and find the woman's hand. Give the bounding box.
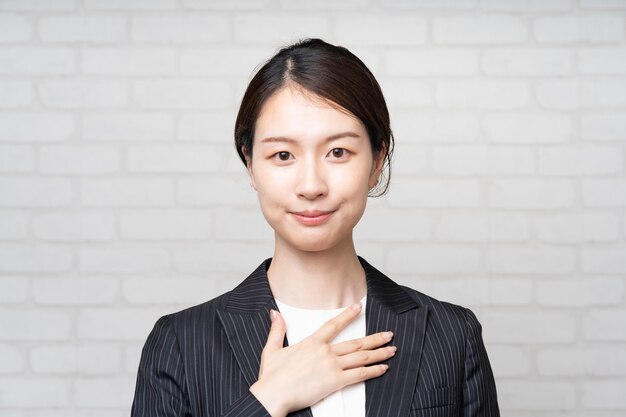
[249,302,396,417]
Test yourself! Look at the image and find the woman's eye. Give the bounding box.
[330,148,349,159]
[273,151,291,161]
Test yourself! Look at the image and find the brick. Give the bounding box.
[30,345,121,374]
[82,47,175,75]
[81,178,174,207]
[0,112,74,142]
[132,80,230,109]
[39,79,127,108]
[538,146,622,175]
[536,80,626,109]
[74,377,135,407]
[537,278,624,306]
[183,0,269,9]
[436,213,530,243]
[580,47,626,75]
[0,243,72,272]
[582,380,626,409]
[32,278,117,305]
[433,15,527,44]
[0,309,71,341]
[281,0,366,8]
[33,212,115,242]
[0,210,29,239]
[334,15,427,45]
[431,278,489,306]
[125,345,141,373]
[0,343,24,373]
[482,48,572,76]
[582,179,626,207]
[488,179,575,209]
[120,209,212,240]
[436,80,530,109]
[123,277,217,304]
[355,207,432,242]
[0,0,76,11]
[580,0,626,7]
[387,244,481,275]
[483,311,576,343]
[0,79,31,108]
[535,213,621,243]
[581,246,626,274]
[173,242,271,274]
[380,0,476,8]
[180,47,269,76]
[127,145,222,172]
[39,146,121,174]
[388,179,481,208]
[483,113,573,143]
[85,0,176,9]
[0,47,74,75]
[386,48,477,76]
[432,146,534,175]
[391,144,429,175]
[39,15,126,43]
[488,213,530,242]
[234,14,331,44]
[0,145,34,172]
[487,246,576,275]
[481,0,570,10]
[213,208,273,241]
[177,176,258,207]
[131,15,229,43]
[83,113,173,141]
[489,278,533,305]
[497,381,576,411]
[487,345,530,377]
[583,309,626,341]
[178,112,234,143]
[538,347,626,376]
[77,308,168,340]
[0,277,29,303]
[582,112,626,141]
[534,15,624,43]
[381,79,433,108]
[78,244,171,273]
[0,178,72,208]
[0,378,69,407]
[392,112,481,143]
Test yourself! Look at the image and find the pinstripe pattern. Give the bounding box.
[131,256,500,417]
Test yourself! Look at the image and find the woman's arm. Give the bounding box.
[462,308,500,417]
[130,315,271,417]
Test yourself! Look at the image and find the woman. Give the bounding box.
[131,38,500,417]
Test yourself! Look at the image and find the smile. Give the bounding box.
[291,211,334,226]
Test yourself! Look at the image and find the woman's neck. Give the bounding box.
[266,238,367,310]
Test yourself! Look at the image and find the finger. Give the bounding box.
[312,302,362,342]
[331,331,393,356]
[263,309,286,353]
[336,345,396,370]
[339,364,389,388]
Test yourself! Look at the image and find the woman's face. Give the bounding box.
[245,85,384,253]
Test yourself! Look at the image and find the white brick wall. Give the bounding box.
[0,1,624,415]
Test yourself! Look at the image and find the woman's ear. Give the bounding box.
[243,146,257,191]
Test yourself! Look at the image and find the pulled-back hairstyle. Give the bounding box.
[234,38,394,197]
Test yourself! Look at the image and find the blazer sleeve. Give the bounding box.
[462,308,500,417]
[131,315,271,417]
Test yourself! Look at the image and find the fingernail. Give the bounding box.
[270,309,277,321]
[383,331,393,340]
[387,346,397,354]
[351,302,362,311]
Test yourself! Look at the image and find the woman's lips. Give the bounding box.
[291,211,334,226]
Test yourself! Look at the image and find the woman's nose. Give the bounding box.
[295,158,328,199]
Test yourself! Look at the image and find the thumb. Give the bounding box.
[264,309,286,353]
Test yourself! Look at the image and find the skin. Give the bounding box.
[244,84,396,417]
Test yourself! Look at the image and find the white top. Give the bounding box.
[274,293,367,417]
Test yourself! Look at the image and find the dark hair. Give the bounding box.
[234,38,394,197]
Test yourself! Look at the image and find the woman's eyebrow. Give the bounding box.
[259,131,360,144]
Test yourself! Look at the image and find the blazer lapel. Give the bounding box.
[217,256,428,417]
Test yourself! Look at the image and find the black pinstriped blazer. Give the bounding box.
[131,256,500,417]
